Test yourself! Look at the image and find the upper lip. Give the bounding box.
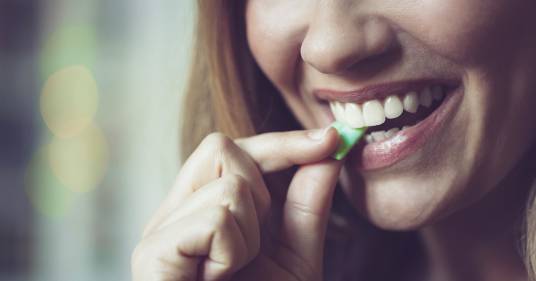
[314,78,459,104]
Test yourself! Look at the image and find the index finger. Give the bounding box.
[235,127,340,173]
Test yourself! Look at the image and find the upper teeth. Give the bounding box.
[329,86,444,128]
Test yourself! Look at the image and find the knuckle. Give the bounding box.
[222,174,250,201]
[225,174,248,188]
[209,206,234,229]
[203,132,234,152]
[286,199,320,219]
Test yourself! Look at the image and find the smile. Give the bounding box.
[316,79,463,170]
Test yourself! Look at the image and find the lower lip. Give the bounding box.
[348,87,463,171]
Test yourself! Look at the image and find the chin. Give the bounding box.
[344,172,459,231]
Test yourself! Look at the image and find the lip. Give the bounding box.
[344,85,463,171]
[314,78,459,104]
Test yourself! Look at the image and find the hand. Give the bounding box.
[132,127,342,281]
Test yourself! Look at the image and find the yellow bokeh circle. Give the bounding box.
[41,65,99,138]
[48,124,108,193]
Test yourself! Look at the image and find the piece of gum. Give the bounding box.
[330,121,367,160]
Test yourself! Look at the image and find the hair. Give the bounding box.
[180,1,535,280]
[181,0,298,155]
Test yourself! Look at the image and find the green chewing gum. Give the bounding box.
[330,121,367,160]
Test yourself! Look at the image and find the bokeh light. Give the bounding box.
[40,65,99,138]
[48,124,109,193]
[3,2,195,280]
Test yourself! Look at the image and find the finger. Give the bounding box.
[149,174,261,263]
[144,127,339,238]
[132,207,248,281]
[143,133,270,237]
[276,159,343,272]
[235,126,340,173]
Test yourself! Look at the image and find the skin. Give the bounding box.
[132,129,346,280]
[245,0,536,280]
[132,0,536,280]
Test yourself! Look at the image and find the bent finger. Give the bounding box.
[144,133,270,237]
[133,207,249,281]
[148,174,261,262]
[235,127,339,173]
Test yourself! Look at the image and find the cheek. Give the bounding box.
[245,1,309,91]
[402,0,527,64]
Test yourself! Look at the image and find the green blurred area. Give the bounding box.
[1,1,195,280]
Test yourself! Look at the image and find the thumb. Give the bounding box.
[276,159,343,275]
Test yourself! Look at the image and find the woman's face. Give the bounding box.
[245,0,536,229]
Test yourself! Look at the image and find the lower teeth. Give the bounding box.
[362,86,451,144]
[365,95,441,143]
[365,125,412,144]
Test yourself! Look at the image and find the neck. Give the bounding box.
[420,153,535,281]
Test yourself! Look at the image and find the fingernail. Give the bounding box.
[308,126,331,140]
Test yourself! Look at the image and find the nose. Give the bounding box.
[300,3,398,74]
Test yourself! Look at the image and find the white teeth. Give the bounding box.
[385,128,400,138]
[403,92,419,113]
[371,131,386,142]
[383,95,404,119]
[432,85,444,101]
[329,85,446,132]
[362,100,385,127]
[331,101,346,121]
[366,128,401,144]
[360,125,430,144]
[344,103,365,128]
[419,87,433,107]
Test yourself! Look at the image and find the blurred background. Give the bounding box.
[1,0,195,280]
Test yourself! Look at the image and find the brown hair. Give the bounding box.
[181,0,298,158]
[181,0,254,157]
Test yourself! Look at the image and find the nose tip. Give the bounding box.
[301,17,397,74]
